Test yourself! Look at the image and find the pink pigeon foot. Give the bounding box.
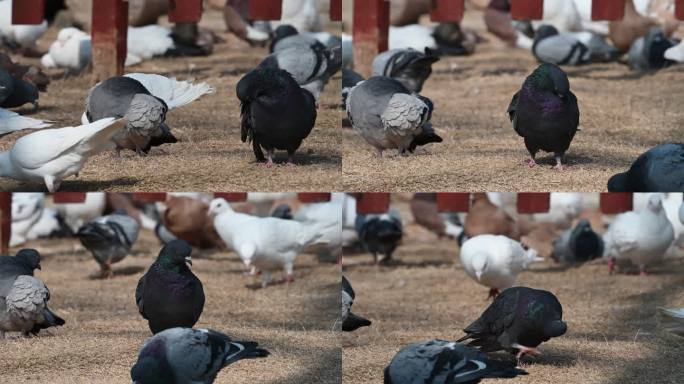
[523,158,537,168]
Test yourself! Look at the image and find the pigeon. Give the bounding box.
[208,198,329,286]
[0,0,47,53]
[551,219,603,264]
[603,194,674,275]
[0,108,51,137]
[530,0,609,36]
[387,24,475,55]
[607,143,684,192]
[271,204,294,220]
[40,27,92,73]
[135,240,205,334]
[628,27,675,71]
[9,193,44,247]
[459,235,543,298]
[0,275,65,338]
[131,327,269,384]
[384,339,527,384]
[532,25,619,66]
[55,192,107,233]
[236,67,317,166]
[659,307,684,337]
[341,68,364,108]
[346,76,442,157]
[0,117,126,192]
[0,248,41,296]
[371,48,440,93]
[464,194,520,244]
[508,63,579,170]
[457,286,567,363]
[77,212,140,278]
[342,275,371,332]
[156,196,225,249]
[269,24,321,53]
[410,193,464,239]
[0,53,50,92]
[355,209,403,264]
[0,67,39,110]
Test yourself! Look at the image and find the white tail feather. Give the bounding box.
[124,73,215,110]
[0,108,51,135]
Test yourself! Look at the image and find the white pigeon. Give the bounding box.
[291,194,343,261]
[389,25,437,51]
[659,307,684,337]
[0,0,47,51]
[0,108,51,136]
[126,25,174,63]
[55,192,107,233]
[634,193,684,248]
[0,117,126,192]
[208,198,329,286]
[532,0,609,36]
[459,234,543,298]
[664,40,684,62]
[533,193,584,229]
[603,194,674,275]
[342,194,358,247]
[41,27,92,72]
[9,192,44,247]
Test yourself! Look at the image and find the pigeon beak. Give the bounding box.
[475,271,482,281]
[185,256,192,266]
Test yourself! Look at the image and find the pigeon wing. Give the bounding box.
[381,93,427,137]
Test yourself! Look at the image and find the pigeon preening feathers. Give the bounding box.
[342,276,371,332]
[384,339,527,384]
[457,287,567,363]
[131,327,269,384]
[135,240,205,334]
[0,274,65,338]
[346,76,442,157]
[508,63,579,170]
[236,67,317,166]
[77,212,140,278]
[372,48,440,93]
[551,219,604,265]
[355,210,403,264]
[532,25,619,66]
[607,143,684,192]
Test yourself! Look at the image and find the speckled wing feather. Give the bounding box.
[381,93,427,137]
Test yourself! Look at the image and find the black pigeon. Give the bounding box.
[77,212,140,278]
[342,276,371,332]
[371,48,440,93]
[236,67,317,166]
[355,211,403,264]
[0,248,41,295]
[608,143,684,192]
[135,240,205,334]
[551,219,604,264]
[271,204,294,220]
[508,63,579,170]
[0,67,39,109]
[628,27,676,71]
[457,287,567,363]
[384,339,527,384]
[131,327,269,384]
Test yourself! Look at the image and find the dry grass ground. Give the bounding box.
[0,230,341,383]
[342,11,684,192]
[342,195,684,384]
[0,10,342,192]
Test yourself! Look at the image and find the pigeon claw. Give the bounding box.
[512,343,540,366]
[608,257,617,275]
[523,158,537,168]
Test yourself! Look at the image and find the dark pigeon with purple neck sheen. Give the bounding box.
[507,63,579,170]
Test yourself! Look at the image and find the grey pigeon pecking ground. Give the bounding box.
[532,25,619,66]
[355,210,403,264]
[508,63,579,170]
[131,327,269,384]
[607,143,684,192]
[0,248,41,295]
[551,219,604,265]
[384,339,527,384]
[371,48,440,93]
[0,67,39,109]
[236,67,317,166]
[135,240,205,334]
[342,275,371,332]
[77,211,140,278]
[0,275,65,338]
[457,286,567,365]
[346,76,442,157]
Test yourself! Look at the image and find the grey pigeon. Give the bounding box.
[0,249,41,296]
[131,327,269,384]
[607,143,684,192]
[371,48,440,93]
[551,219,603,264]
[457,286,567,364]
[236,67,317,166]
[533,25,619,66]
[628,27,676,71]
[0,67,39,109]
[85,76,176,156]
[355,209,403,264]
[384,339,527,384]
[76,212,140,278]
[342,275,371,332]
[269,24,320,53]
[341,68,364,108]
[508,63,579,170]
[0,275,65,338]
[135,240,205,334]
[346,76,442,157]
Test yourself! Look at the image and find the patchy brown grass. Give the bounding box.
[342,194,684,384]
[0,10,342,192]
[0,230,341,383]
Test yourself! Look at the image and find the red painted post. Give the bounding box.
[91,0,128,81]
[132,193,168,203]
[517,193,550,213]
[356,193,390,214]
[168,0,203,23]
[0,193,10,254]
[52,193,87,203]
[510,0,543,20]
[436,193,470,212]
[599,193,633,214]
[298,193,332,203]
[248,0,283,20]
[330,0,342,21]
[11,0,45,24]
[591,0,625,21]
[676,0,684,20]
[430,0,465,22]
[353,0,390,76]
[214,193,248,202]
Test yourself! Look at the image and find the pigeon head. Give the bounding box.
[523,290,566,339]
[208,198,234,217]
[15,248,41,271]
[575,219,592,233]
[393,53,439,94]
[646,194,664,213]
[534,25,559,43]
[271,204,293,220]
[236,67,288,103]
[520,242,542,266]
[529,63,570,98]
[269,24,299,52]
[543,319,567,338]
[157,240,193,270]
[130,355,174,384]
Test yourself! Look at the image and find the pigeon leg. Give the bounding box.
[265,150,275,168]
[552,154,566,171]
[286,153,296,166]
[43,175,57,193]
[523,154,537,168]
[282,262,295,283]
[375,148,384,158]
[487,288,500,299]
[101,261,113,279]
[32,101,39,111]
[512,343,540,366]
[608,257,617,274]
